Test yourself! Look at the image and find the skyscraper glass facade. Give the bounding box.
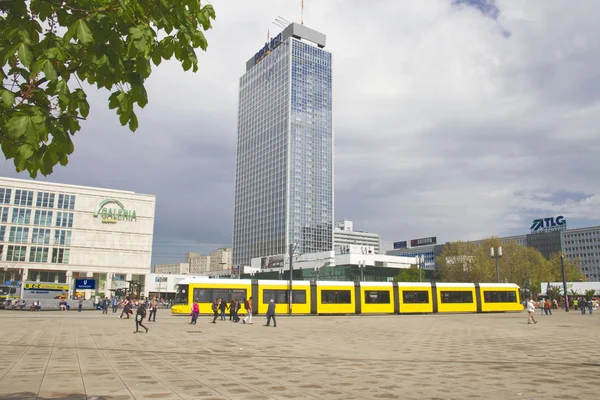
[233,25,333,266]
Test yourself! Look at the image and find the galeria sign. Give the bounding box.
[93,199,137,224]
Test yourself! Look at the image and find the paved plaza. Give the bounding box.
[0,309,597,400]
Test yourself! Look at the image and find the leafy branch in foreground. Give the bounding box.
[0,0,216,177]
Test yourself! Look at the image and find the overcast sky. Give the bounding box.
[1,0,599,265]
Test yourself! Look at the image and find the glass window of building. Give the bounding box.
[54,230,72,245]
[55,212,73,228]
[51,248,70,264]
[12,208,31,225]
[0,188,11,204]
[14,190,34,206]
[0,206,8,223]
[6,245,27,262]
[0,225,5,241]
[57,194,76,210]
[34,210,53,226]
[29,247,49,263]
[32,228,51,245]
[36,192,56,208]
[8,227,29,243]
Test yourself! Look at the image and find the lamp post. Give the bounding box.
[288,242,296,316]
[358,260,366,281]
[416,255,424,283]
[490,246,502,282]
[561,254,569,312]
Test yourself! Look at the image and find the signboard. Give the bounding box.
[338,245,375,255]
[393,241,407,249]
[530,216,566,233]
[93,199,137,224]
[75,279,96,289]
[155,277,168,283]
[254,32,283,65]
[410,237,437,247]
[23,281,69,300]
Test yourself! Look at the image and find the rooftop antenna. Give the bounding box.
[278,16,291,25]
[272,19,287,30]
[301,0,305,25]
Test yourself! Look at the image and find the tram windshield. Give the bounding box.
[0,286,17,297]
[175,284,188,304]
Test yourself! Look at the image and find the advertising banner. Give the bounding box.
[23,282,69,300]
[393,241,407,249]
[410,237,437,247]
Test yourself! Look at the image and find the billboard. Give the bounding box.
[410,237,437,247]
[393,241,407,249]
[23,282,69,300]
[530,216,566,233]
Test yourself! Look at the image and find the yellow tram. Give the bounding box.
[172,278,522,315]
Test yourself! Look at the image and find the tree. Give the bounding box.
[436,240,493,282]
[0,0,216,177]
[547,253,585,283]
[585,289,595,301]
[393,266,421,283]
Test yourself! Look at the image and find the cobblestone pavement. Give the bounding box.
[0,309,597,399]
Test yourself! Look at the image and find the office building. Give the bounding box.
[209,247,232,271]
[232,23,333,266]
[334,220,380,254]
[153,263,189,275]
[187,252,211,274]
[0,177,155,298]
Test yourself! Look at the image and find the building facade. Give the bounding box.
[209,247,232,271]
[232,23,333,266]
[0,177,155,298]
[153,263,189,275]
[187,252,210,274]
[334,220,381,254]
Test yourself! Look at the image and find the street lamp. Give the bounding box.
[358,260,366,281]
[490,246,502,282]
[561,254,569,312]
[288,242,297,316]
[416,255,424,283]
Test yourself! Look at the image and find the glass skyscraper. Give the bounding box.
[233,23,333,266]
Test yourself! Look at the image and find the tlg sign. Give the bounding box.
[530,216,566,233]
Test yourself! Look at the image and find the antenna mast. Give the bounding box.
[301,0,304,25]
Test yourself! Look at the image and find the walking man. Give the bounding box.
[211,299,220,324]
[112,297,119,314]
[526,298,538,324]
[243,297,253,324]
[120,300,132,319]
[148,297,158,322]
[265,299,277,327]
[219,298,227,321]
[78,298,83,312]
[102,297,109,314]
[134,303,149,333]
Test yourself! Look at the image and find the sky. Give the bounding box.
[1,0,600,265]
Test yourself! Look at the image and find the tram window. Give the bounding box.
[440,291,473,303]
[402,290,429,303]
[484,291,517,303]
[364,290,390,304]
[193,288,248,303]
[321,290,351,304]
[175,285,188,304]
[262,290,307,304]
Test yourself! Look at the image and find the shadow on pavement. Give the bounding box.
[0,393,125,400]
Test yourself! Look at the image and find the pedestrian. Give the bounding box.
[120,300,132,319]
[580,298,587,315]
[232,299,240,322]
[134,303,149,333]
[243,297,253,324]
[526,298,538,324]
[148,297,158,322]
[78,298,83,312]
[102,297,110,314]
[190,299,199,324]
[229,299,235,321]
[112,297,119,314]
[265,299,277,327]
[219,298,227,321]
[544,299,552,316]
[211,299,220,324]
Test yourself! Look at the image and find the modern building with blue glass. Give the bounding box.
[233,23,333,266]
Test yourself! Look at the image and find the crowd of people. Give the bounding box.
[189,297,277,328]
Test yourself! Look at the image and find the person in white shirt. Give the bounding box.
[526,298,538,324]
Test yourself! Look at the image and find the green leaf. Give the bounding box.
[79,99,90,118]
[17,43,33,68]
[0,90,15,107]
[67,19,94,44]
[18,144,34,160]
[128,112,138,131]
[31,59,58,82]
[6,115,35,139]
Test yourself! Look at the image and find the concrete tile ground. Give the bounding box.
[0,309,597,399]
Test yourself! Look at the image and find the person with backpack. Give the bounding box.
[190,299,199,324]
[243,297,253,324]
[134,303,149,333]
[211,299,220,324]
